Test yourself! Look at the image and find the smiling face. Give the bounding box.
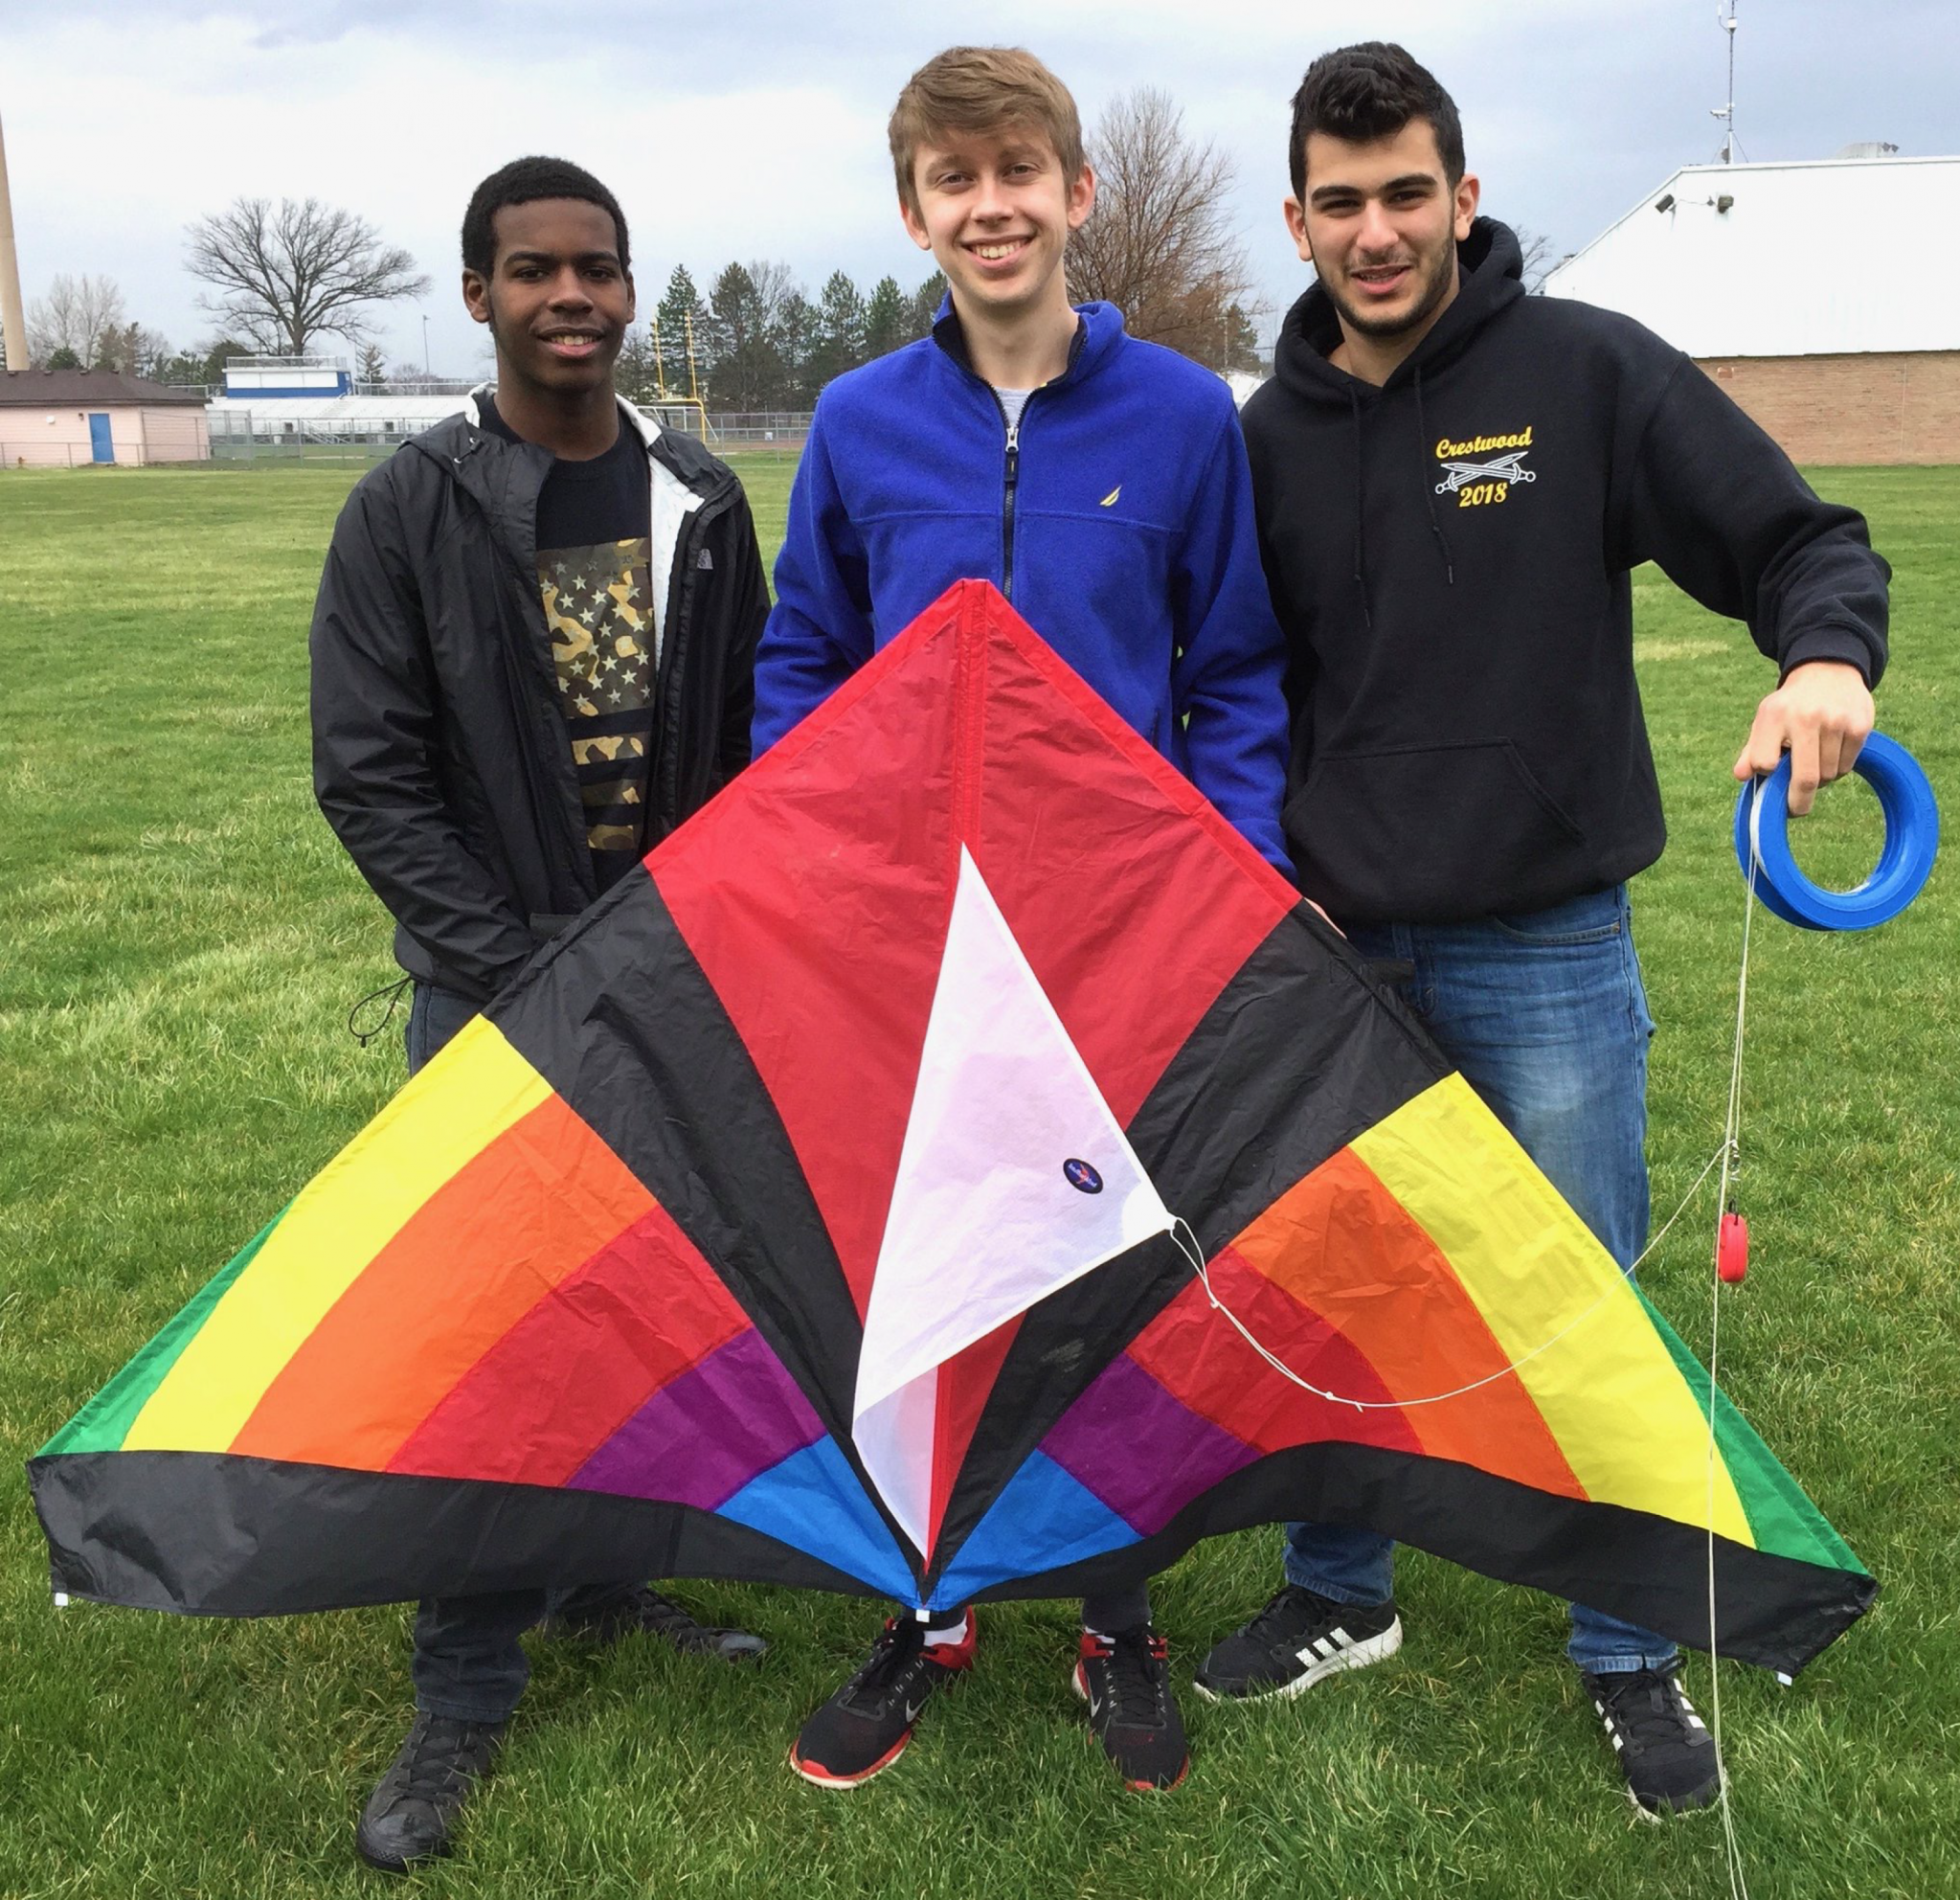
[1286,117,1477,356]
[899,124,1093,328]
[462,196,635,398]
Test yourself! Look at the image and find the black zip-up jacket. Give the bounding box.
[310,396,769,1003]
[1243,218,1890,925]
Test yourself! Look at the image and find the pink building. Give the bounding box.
[0,368,209,466]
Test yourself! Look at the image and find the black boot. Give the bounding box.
[355,1710,507,1872]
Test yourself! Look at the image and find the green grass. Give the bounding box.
[2,460,1956,1897]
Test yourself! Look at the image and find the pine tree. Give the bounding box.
[710,261,784,410]
[806,270,867,393]
[906,270,948,340]
[861,275,909,362]
[772,292,817,405]
[652,265,709,396]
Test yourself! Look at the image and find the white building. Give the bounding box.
[1543,153,1960,464]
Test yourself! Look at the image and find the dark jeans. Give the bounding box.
[404,982,640,1721]
[1282,888,1678,1675]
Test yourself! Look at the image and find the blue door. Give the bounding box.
[88,414,114,463]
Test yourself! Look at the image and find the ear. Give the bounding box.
[1453,170,1481,241]
[622,270,637,323]
[898,193,935,253]
[1282,196,1314,265]
[1067,163,1096,231]
[462,267,491,327]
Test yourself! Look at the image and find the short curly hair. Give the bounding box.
[1288,43,1464,202]
[462,156,630,276]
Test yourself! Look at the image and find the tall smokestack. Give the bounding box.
[0,105,29,373]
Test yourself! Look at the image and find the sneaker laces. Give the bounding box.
[396,1718,493,1803]
[1598,1667,1697,1750]
[629,1587,705,1641]
[1245,1583,1332,1645]
[1096,1629,1170,1726]
[838,1618,927,1713]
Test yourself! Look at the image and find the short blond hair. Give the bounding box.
[889,46,1085,214]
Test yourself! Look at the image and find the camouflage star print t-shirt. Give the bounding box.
[482,395,656,892]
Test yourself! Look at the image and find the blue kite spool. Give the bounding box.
[1732,731,1938,930]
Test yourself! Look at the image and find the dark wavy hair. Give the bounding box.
[462,156,630,276]
[1288,43,1465,200]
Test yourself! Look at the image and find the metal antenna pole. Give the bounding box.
[1714,6,1739,164]
[0,105,29,373]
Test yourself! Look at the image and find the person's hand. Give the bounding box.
[1731,660,1875,816]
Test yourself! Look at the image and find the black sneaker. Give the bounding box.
[1193,1583,1402,1702]
[789,1610,978,1788]
[354,1711,506,1873]
[547,1583,768,1662]
[1582,1664,1722,1815]
[1073,1626,1189,1791]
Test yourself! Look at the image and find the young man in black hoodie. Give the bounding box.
[309,156,771,1872]
[1192,45,1887,1817]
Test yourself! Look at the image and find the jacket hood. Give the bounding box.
[1273,217,1524,402]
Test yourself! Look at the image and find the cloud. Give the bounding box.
[6,1,1956,368]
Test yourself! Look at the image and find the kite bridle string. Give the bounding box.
[1173,800,1772,1887]
[1171,1144,1725,1415]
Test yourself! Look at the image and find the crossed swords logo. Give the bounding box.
[1434,451,1537,495]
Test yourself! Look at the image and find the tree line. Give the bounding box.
[6,88,1278,397]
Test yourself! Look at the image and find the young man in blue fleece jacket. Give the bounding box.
[755,44,1292,1795]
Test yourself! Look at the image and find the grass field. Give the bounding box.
[1,457,1955,1898]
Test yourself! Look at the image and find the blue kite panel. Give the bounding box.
[932,1451,1139,1609]
[715,1438,914,1601]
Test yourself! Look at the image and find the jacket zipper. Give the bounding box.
[993,392,1023,602]
[652,484,736,833]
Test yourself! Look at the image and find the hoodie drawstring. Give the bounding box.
[1413,367,1456,586]
[1347,383,1373,631]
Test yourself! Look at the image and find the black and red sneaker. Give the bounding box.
[1073,1626,1189,1792]
[790,1610,978,1788]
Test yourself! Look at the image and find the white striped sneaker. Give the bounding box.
[1580,1664,1721,1815]
[1193,1584,1402,1702]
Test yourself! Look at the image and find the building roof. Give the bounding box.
[0,369,207,408]
[1543,154,1960,358]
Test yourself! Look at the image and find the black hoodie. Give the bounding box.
[1242,218,1889,926]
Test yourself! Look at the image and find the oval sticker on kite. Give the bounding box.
[1063,1159,1104,1194]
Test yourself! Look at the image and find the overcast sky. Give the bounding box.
[6,1,1954,377]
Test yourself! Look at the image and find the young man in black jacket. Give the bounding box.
[309,156,771,1872]
[1193,46,1887,1817]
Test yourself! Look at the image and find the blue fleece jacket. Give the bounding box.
[753,303,1292,870]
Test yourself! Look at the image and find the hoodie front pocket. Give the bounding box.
[1284,738,1589,919]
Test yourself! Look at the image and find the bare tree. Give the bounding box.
[1513,226,1558,295]
[1067,89,1251,368]
[26,273,127,368]
[97,321,172,378]
[185,197,429,354]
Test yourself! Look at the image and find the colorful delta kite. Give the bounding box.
[31,581,1874,1674]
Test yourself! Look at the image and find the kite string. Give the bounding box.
[1705,785,1765,1896]
[1172,1140,1726,1414]
[1172,787,1769,1888]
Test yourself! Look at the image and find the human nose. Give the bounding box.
[549,267,594,306]
[1355,198,1397,253]
[972,170,1011,221]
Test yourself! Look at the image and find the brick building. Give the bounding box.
[1543,153,1959,466]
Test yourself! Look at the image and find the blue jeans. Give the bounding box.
[1283,887,1678,1677]
[403,982,639,1721]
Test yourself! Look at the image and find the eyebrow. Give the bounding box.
[1309,171,1438,206]
[500,248,621,268]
